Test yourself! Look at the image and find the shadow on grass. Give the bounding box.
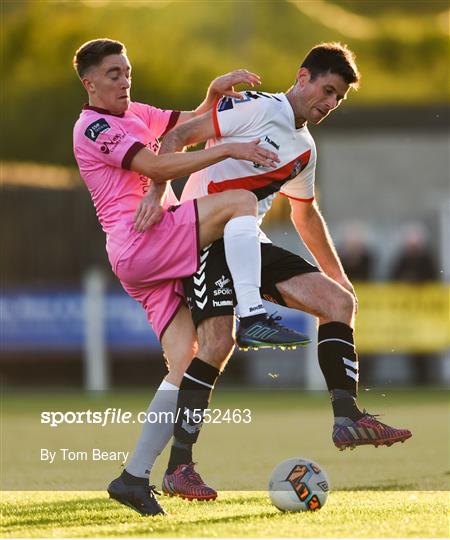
[2,497,124,528]
[3,494,279,535]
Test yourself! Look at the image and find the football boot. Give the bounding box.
[162,462,217,501]
[107,475,166,515]
[236,313,310,351]
[333,412,412,450]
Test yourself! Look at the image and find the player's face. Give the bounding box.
[83,54,132,114]
[298,69,350,124]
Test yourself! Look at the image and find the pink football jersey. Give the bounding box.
[73,101,179,271]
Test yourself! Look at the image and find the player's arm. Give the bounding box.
[176,70,260,124]
[131,135,278,232]
[130,133,276,184]
[159,111,217,154]
[289,198,357,303]
[134,113,224,231]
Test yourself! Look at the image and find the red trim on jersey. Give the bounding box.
[212,97,222,138]
[208,176,273,193]
[207,149,311,194]
[83,104,125,118]
[161,111,181,137]
[122,141,146,170]
[279,192,314,202]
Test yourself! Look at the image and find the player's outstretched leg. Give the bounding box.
[318,322,412,450]
[196,190,310,350]
[106,308,198,515]
[276,272,412,450]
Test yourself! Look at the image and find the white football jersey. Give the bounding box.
[181,91,317,241]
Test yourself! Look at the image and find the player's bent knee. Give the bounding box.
[231,189,258,214]
[333,288,355,320]
[319,284,355,323]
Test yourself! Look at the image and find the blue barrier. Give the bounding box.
[0,290,158,352]
[0,290,309,353]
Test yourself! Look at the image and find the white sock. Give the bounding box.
[223,215,266,318]
[125,379,179,479]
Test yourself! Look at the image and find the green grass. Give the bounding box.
[1,389,449,537]
[1,490,449,538]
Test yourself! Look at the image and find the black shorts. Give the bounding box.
[183,239,319,327]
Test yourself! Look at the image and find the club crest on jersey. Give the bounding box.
[288,155,309,179]
[84,118,110,141]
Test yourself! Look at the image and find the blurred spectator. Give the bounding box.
[338,221,375,281]
[338,222,375,386]
[390,222,438,282]
[389,222,439,385]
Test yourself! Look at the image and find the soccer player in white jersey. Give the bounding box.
[153,42,411,501]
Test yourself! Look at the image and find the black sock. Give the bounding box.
[121,469,148,486]
[167,358,220,474]
[318,322,363,420]
[167,444,192,473]
[331,389,364,420]
[239,313,267,327]
[318,322,359,396]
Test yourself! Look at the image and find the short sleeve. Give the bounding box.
[212,93,269,138]
[280,146,316,202]
[129,102,180,139]
[75,116,145,170]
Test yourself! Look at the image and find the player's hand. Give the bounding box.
[227,139,280,168]
[335,274,358,313]
[208,69,261,100]
[133,190,164,232]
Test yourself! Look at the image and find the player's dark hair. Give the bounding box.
[73,38,126,78]
[301,42,360,88]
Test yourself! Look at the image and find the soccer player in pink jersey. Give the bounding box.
[152,43,410,502]
[73,38,308,515]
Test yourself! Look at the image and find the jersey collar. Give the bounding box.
[83,104,125,118]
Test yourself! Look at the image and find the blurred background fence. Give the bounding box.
[1,0,449,389]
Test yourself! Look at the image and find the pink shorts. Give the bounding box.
[115,200,199,340]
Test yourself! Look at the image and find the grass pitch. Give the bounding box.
[1,388,449,537]
[2,490,449,538]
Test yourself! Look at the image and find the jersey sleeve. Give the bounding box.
[130,102,180,139]
[75,115,145,170]
[280,145,316,202]
[212,93,270,139]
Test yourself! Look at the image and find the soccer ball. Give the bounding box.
[268,457,330,512]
